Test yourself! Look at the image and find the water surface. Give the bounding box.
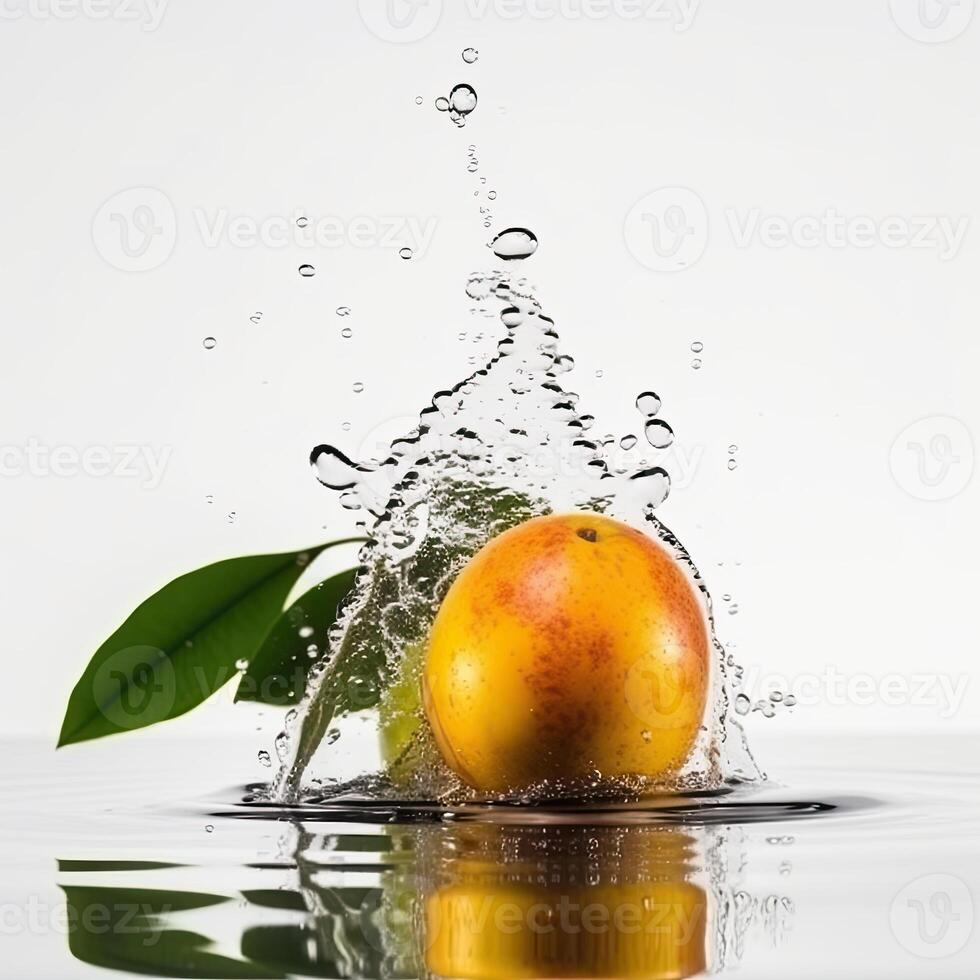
[4,733,977,978]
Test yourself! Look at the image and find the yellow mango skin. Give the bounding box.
[423,513,709,794]
[425,880,707,980]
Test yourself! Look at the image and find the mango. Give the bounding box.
[423,513,709,794]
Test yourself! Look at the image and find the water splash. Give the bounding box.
[271,239,760,803]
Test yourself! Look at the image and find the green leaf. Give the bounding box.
[61,886,283,978]
[234,569,358,707]
[58,540,362,747]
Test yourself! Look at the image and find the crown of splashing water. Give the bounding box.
[271,230,760,802]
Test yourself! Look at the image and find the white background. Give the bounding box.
[1,0,978,752]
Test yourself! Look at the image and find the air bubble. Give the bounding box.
[490,227,538,260]
[450,83,477,115]
[352,381,364,394]
[298,264,316,278]
[399,247,413,260]
[644,419,674,449]
[462,47,479,63]
[620,434,638,450]
[203,337,216,350]
[635,391,662,416]
[691,341,703,353]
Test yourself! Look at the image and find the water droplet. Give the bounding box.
[235,658,249,671]
[595,369,604,379]
[341,421,352,432]
[449,83,478,118]
[435,96,450,111]
[784,694,797,707]
[490,227,538,260]
[336,306,351,316]
[735,694,751,716]
[399,247,413,260]
[311,444,364,490]
[341,326,353,339]
[641,729,652,743]
[298,625,314,639]
[298,264,316,278]
[488,190,497,200]
[250,312,263,324]
[644,419,674,449]
[325,728,341,745]
[296,216,309,229]
[691,358,702,370]
[352,381,364,394]
[690,340,703,353]
[414,95,423,105]
[203,336,216,350]
[226,511,237,523]
[631,466,671,508]
[462,47,479,63]
[728,603,739,615]
[620,434,638,450]
[727,459,738,470]
[257,750,271,768]
[205,494,213,504]
[635,391,662,416]
[204,824,214,834]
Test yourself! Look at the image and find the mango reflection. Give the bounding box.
[416,823,708,979]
